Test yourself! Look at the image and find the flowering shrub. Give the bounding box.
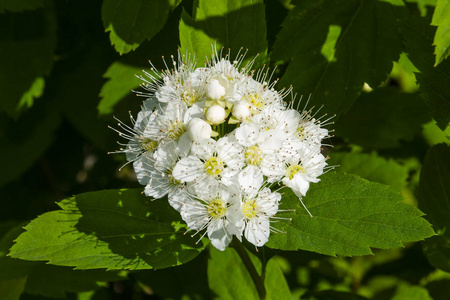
[112,49,332,250]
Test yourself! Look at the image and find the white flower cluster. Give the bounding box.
[111,49,332,251]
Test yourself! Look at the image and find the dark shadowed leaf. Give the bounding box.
[301,290,368,300]
[401,14,450,130]
[0,277,27,300]
[9,189,206,270]
[419,143,450,272]
[179,0,268,67]
[0,0,43,13]
[335,87,431,149]
[0,6,56,117]
[329,151,410,191]
[265,257,292,300]
[273,0,405,119]
[266,173,435,256]
[101,0,179,54]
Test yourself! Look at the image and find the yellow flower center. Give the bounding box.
[243,93,265,109]
[242,199,258,219]
[181,90,199,106]
[245,145,263,166]
[207,199,226,218]
[141,139,159,152]
[167,121,186,140]
[204,156,224,177]
[286,164,304,180]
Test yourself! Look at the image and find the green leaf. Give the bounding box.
[401,14,450,130]
[392,285,433,300]
[265,257,292,300]
[0,277,27,300]
[99,12,180,116]
[208,246,261,300]
[419,143,450,272]
[404,0,437,16]
[335,87,431,149]
[102,0,176,55]
[329,152,410,191]
[0,0,43,13]
[0,99,61,187]
[422,121,450,146]
[301,290,368,300]
[179,0,268,67]
[266,173,435,256]
[432,0,450,66]
[0,7,56,118]
[273,0,405,119]
[9,189,206,270]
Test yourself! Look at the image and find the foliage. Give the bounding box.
[1,0,449,299]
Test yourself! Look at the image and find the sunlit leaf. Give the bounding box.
[392,285,433,300]
[9,189,206,270]
[419,143,450,272]
[267,173,435,256]
[431,0,450,66]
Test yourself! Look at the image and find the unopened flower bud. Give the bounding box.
[206,79,226,100]
[206,105,226,125]
[232,101,251,121]
[187,118,212,141]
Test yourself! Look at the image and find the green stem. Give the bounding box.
[231,239,267,300]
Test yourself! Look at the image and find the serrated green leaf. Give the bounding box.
[9,189,206,270]
[98,13,180,116]
[0,0,43,13]
[419,143,450,272]
[266,173,435,256]
[432,0,450,66]
[392,285,433,300]
[208,246,261,300]
[301,290,368,300]
[102,0,175,55]
[265,257,292,300]
[422,121,450,146]
[179,0,268,67]
[0,224,125,299]
[0,277,27,300]
[335,87,431,149]
[273,0,405,119]
[401,14,450,130]
[98,62,141,115]
[329,152,409,191]
[0,7,56,118]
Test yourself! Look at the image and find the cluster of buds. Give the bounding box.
[111,48,333,250]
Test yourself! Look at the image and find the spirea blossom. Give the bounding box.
[111,47,334,250]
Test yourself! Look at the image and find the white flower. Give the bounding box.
[172,137,244,193]
[180,185,242,251]
[205,104,226,125]
[144,141,189,212]
[232,101,251,121]
[187,118,212,142]
[230,173,281,247]
[206,79,226,100]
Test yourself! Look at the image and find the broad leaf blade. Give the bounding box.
[335,87,431,149]
[392,285,433,300]
[0,277,27,300]
[431,0,450,66]
[419,143,450,272]
[401,14,450,130]
[208,246,261,300]
[102,0,175,54]
[273,0,405,119]
[9,189,206,270]
[265,257,292,300]
[179,0,268,66]
[267,173,435,256]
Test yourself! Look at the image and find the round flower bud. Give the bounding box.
[206,105,226,125]
[206,79,226,100]
[232,101,251,121]
[187,118,212,142]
